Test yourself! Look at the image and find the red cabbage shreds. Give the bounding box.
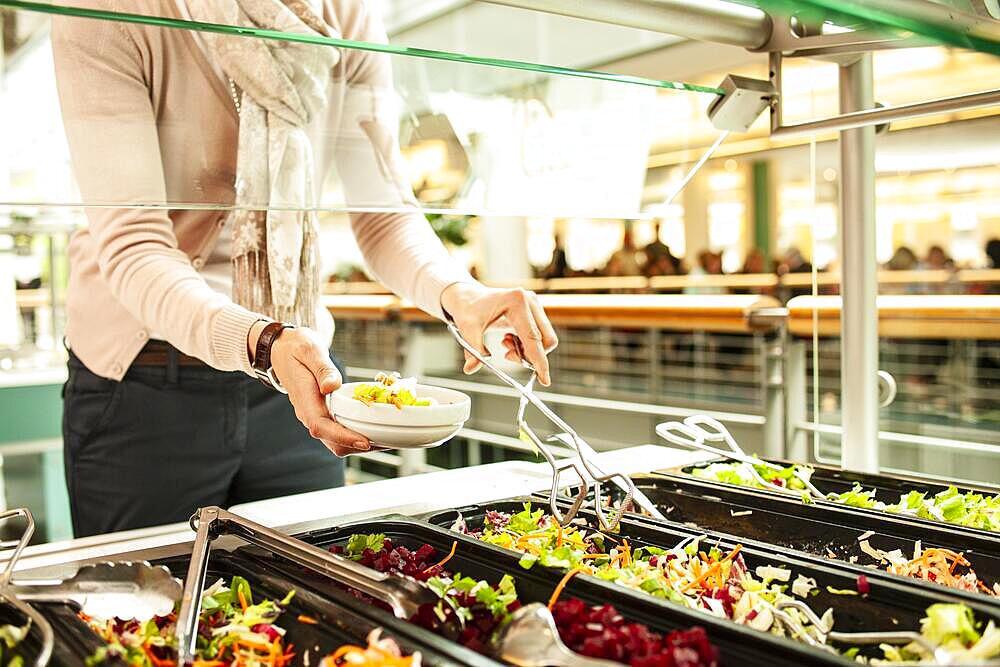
[251,624,282,642]
[551,600,719,667]
[484,510,512,531]
[857,575,871,595]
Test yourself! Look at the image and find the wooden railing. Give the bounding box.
[323,293,782,334]
[787,295,1000,339]
[324,292,1000,340]
[323,268,1000,295]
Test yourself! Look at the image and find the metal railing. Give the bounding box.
[321,269,1000,299]
[329,293,1000,485]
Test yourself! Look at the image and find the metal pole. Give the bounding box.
[481,0,772,49]
[771,87,1000,138]
[838,55,879,473]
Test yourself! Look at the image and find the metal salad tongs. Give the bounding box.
[0,509,53,667]
[175,506,439,665]
[771,599,995,666]
[656,415,827,500]
[447,322,666,530]
[175,507,622,667]
[0,508,182,667]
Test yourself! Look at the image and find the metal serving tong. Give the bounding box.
[0,508,182,667]
[447,321,665,530]
[771,599,998,666]
[0,509,53,667]
[176,507,624,667]
[655,415,826,500]
[175,506,438,665]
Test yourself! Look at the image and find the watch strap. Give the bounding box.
[252,321,293,391]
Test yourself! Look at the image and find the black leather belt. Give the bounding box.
[132,340,209,368]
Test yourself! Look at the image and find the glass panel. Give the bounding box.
[0,3,720,220]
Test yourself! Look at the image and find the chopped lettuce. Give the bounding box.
[692,462,1000,533]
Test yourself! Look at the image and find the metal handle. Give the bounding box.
[175,506,435,666]
[878,370,897,408]
[655,416,774,469]
[775,600,955,665]
[0,509,54,667]
[448,321,663,529]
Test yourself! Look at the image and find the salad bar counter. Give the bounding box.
[3,446,1000,667]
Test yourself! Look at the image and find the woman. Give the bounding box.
[52,0,556,537]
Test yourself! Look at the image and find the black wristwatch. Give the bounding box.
[252,321,294,393]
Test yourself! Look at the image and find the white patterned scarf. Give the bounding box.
[188,0,340,326]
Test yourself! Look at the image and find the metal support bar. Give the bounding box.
[772,87,1000,138]
[838,55,880,474]
[761,332,785,459]
[480,0,772,49]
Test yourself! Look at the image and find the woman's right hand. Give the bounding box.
[250,322,371,457]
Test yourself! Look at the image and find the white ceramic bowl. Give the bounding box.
[328,382,471,449]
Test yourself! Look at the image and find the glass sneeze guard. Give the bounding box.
[0,0,726,221]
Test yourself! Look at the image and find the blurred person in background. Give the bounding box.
[542,229,569,280]
[886,245,918,271]
[641,220,684,278]
[604,224,643,278]
[987,239,1000,269]
[923,245,960,294]
[776,247,813,300]
[734,248,773,296]
[925,245,955,271]
[52,0,558,537]
[684,250,726,295]
[740,248,767,274]
[985,239,1000,295]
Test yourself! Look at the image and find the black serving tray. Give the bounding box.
[603,474,1000,598]
[667,458,1000,541]
[156,551,485,667]
[601,473,1000,598]
[32,550,480,667]
[0,600,111,667]
[241,516,883,666]
[425,497,1000,625]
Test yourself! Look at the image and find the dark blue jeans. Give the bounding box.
[62,348,345,537]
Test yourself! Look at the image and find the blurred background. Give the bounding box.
[1,0,998,543]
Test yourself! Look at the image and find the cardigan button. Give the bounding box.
[192,257,205,269]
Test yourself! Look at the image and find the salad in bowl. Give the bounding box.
[328,373,471,449]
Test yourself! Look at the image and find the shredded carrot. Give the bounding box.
[579,553,609,560]
[684,562,721,592]
[424,540,458,572]
[556,526,564,548]
[722,544,743,562]
[297,614,319,625]
[515,531,554,544]
[547,568,586,610]
[237,588,249,612]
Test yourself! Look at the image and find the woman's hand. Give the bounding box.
[250,322,370,457]
[440,283,558,386]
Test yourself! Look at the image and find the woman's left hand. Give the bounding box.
[440,283,558,386]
